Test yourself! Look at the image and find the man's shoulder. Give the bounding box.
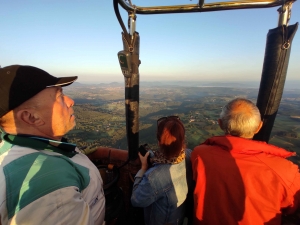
[2,146,91,191]
[191,137,221,158]
[1,149,92,220]
[255,150,299,174]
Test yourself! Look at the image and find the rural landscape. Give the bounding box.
[61,81,300,154]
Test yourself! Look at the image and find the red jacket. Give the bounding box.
[191,135,300,225]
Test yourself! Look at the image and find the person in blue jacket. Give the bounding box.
[131,116,193,225]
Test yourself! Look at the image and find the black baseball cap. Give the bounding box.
[0,65,77,118]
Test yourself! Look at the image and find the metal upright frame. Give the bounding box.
[114,0,298,160]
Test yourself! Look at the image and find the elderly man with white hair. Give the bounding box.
[191,98,300,225]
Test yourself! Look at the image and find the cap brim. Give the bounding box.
[46,76,78,88]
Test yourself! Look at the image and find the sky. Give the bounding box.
[1,0,300,84]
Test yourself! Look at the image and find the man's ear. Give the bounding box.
[254,121,263,134]
[218,119,223,130]
[17,110,44,126]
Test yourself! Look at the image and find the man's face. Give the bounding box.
[34,86,76,139]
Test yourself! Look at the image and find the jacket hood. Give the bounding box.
[203,135,296,158]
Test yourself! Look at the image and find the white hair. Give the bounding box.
[220,98,261,138]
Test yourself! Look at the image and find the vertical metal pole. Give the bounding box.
[121,32,140,160]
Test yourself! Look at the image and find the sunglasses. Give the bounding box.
[157,116,180,126]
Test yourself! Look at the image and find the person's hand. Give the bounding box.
[138,151,150,171]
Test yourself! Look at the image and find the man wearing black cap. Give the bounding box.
[0,65,105,225]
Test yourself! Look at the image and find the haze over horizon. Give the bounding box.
[1,0,300,84]
[70,79,300,90]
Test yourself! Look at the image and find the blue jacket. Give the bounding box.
[131,149,193,225]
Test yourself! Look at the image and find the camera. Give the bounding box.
[138,144,153,166]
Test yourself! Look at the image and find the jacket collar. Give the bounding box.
[0,132,77,158]
[203,135,295,158]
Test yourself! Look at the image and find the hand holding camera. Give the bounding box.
[138,144,153,169]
